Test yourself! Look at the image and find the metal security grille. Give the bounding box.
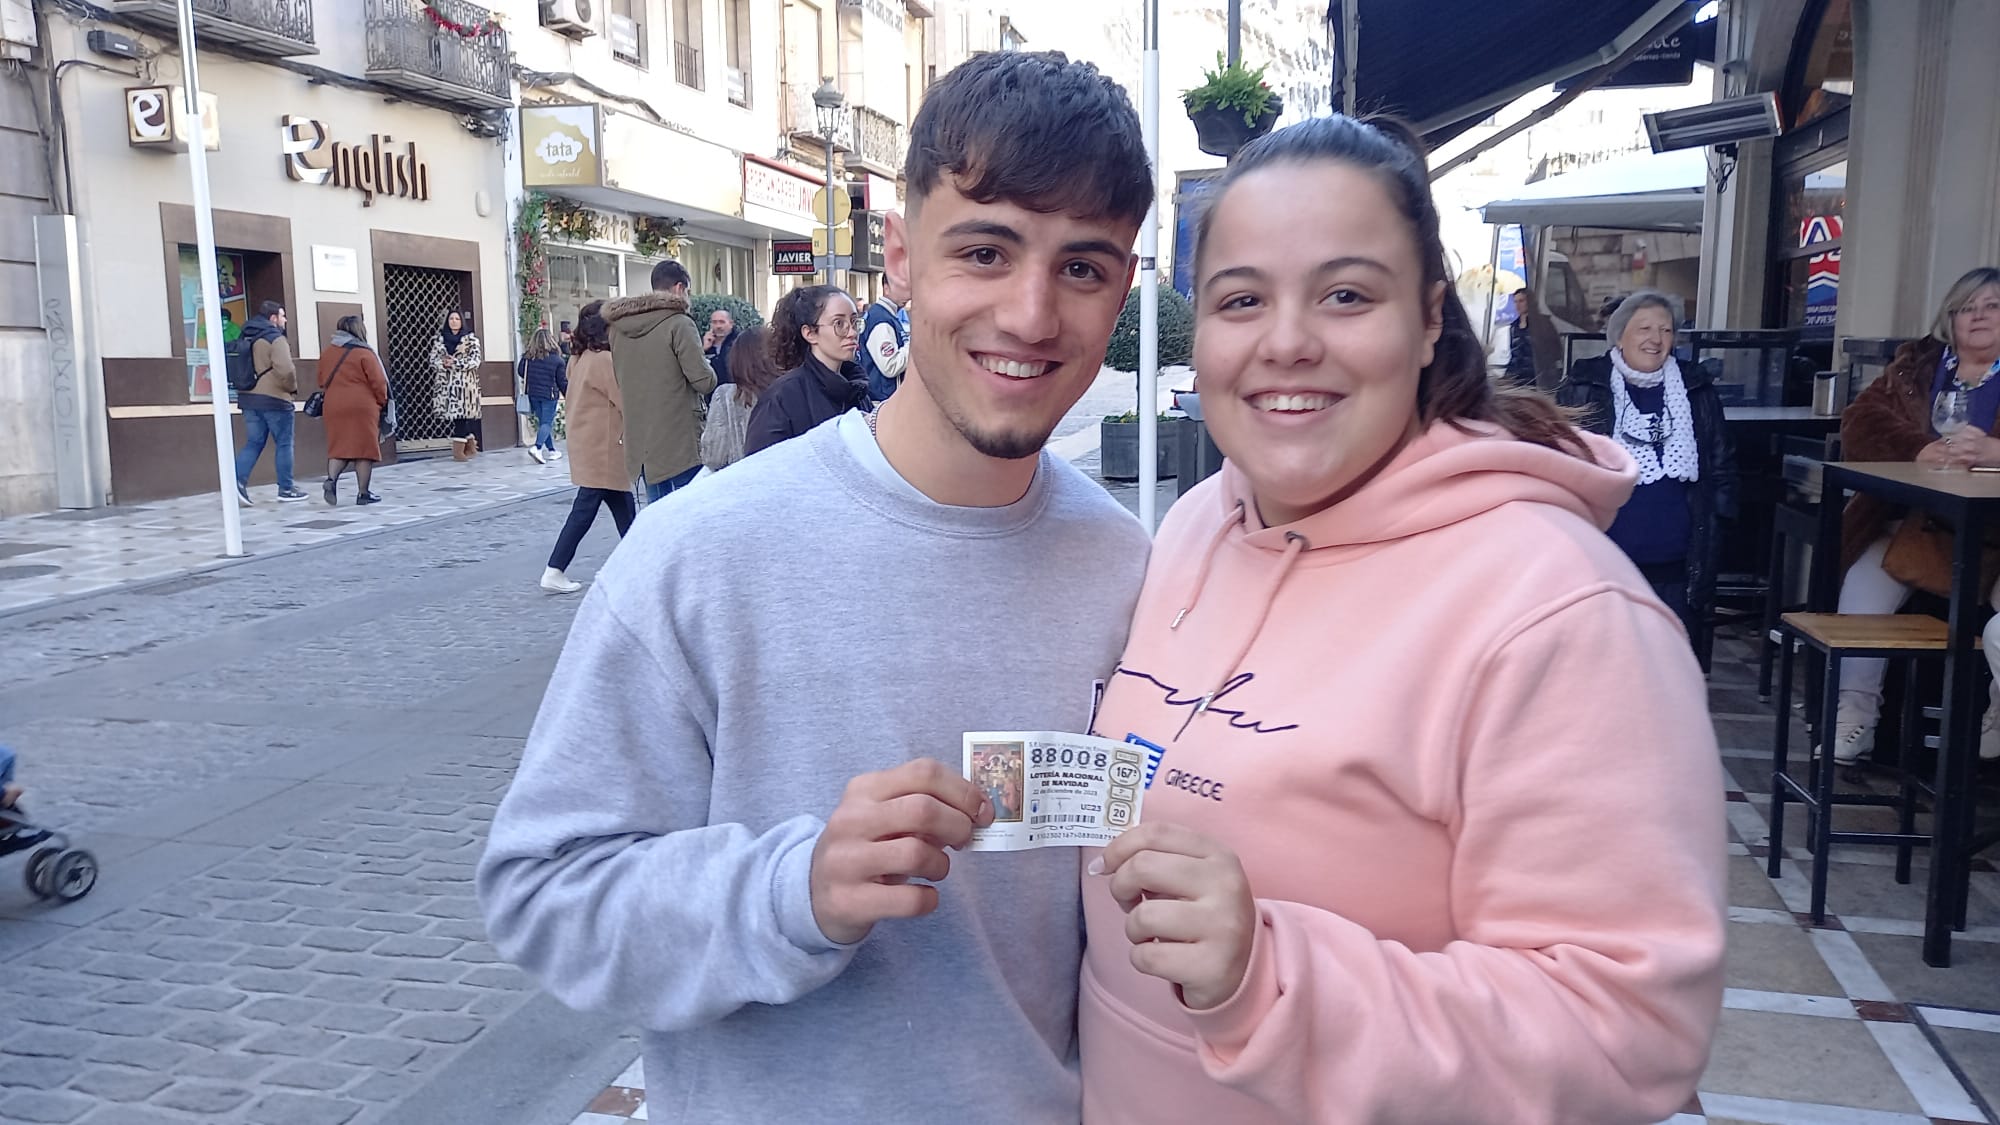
[382,264,468,451]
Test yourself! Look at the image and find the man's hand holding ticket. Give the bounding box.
[962,732,1146,851]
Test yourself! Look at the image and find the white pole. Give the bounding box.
[175,0,244,557]
[1137,0,1161,533]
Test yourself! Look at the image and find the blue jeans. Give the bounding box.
[642,463,702,504]
[235,407,295,491]
[531,397,558,451]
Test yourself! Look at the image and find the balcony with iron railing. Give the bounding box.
[363,0,512,110]
[105,0,315,57]
[848,105,905,176]
[674,41,705,89]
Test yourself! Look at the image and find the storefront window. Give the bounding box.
[1772,158,1845,336]
[547,246,623,342]
[1784,0,1852,130]
[680,239,755,304]
[178,246,283,403]
[1766,0,1853,341]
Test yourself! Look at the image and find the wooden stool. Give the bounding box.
[1769,613,1952,922]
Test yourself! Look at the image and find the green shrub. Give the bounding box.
[1104,285,1194,372]
[690,293,765,331]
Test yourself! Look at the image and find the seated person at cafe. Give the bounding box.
[1557,289,1735,642]
[1826,266,2000,764]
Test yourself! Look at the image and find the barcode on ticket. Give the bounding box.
[1029,814,1096,826]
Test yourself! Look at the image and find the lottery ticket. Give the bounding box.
[962,732,1147,851]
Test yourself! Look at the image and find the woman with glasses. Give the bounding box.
[1557,289,1735,642]
[745,285,871,457]
[1823,266,2000,764]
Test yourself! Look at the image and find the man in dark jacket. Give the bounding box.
[703,308,740,387]
[603,260,716,502]
[233,301,307,504]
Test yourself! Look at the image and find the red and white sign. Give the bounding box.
[744,156,821,221]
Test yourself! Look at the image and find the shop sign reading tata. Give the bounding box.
[280,115,431,207]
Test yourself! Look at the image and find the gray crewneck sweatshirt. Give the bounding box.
[478,411,1149,1123]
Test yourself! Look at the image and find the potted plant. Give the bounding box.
[1100,411,1184,483]
[1183,54,1282,160]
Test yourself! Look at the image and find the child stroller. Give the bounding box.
[0,746,96,903]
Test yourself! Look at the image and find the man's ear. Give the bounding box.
[886,211,912,299]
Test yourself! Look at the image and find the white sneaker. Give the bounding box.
[547,450,564,462]
[1981,707,2000,762]
[540,567,582,593]
[527,447,546,465]
[1830,724,1874,764]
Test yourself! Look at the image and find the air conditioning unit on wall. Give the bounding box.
[542,0,600,37]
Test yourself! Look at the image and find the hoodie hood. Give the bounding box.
[603,291,692,339]
[1222,419,1636,552]
[1160,421,1636,714]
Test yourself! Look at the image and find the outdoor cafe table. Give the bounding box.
[1810,462,2000,966]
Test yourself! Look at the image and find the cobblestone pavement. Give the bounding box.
[0,495,633,1125]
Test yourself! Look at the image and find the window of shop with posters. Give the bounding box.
[1766,0,1852,355]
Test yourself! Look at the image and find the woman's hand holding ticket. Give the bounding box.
[1096,822,1257,1011]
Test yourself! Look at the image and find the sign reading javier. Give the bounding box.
[521,104,602,188]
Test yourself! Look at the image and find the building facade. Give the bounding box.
[0,0,1013,515]
[17,0,518,506]
[1698,0,2000,359]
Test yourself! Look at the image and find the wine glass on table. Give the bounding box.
[1933,389,1972,471]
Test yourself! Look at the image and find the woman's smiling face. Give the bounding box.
[1192,161,1443,527]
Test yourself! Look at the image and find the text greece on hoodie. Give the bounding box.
[478,411,1150,1124]
[1080,422,1727,1125]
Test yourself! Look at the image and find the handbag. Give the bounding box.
[515,393,533,415]
[1880,515,2000,599]
[304,347,355,419]
[380,397,398,440]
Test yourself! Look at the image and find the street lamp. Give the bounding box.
[812,78,846,284]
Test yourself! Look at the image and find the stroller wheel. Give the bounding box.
[25,847,60,899]
[49,850,97,902]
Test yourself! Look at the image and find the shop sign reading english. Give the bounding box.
[280,115,431,207]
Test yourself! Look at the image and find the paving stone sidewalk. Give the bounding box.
[0,496,628,1125]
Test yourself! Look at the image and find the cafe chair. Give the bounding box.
[1768,612,1952,922]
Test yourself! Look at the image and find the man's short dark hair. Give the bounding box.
[258,300,284,318]
[905,51,1152,226]
[650,259,692,291]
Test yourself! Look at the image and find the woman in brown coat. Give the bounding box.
[1828,266,2000,763]
[541,302,635,593]
[319,315,391,507]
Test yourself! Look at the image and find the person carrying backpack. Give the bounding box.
[229,300,306,504]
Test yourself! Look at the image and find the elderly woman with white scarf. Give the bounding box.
[1558,290,1736,650]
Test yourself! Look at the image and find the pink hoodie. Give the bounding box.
[1081,421,1726,1125]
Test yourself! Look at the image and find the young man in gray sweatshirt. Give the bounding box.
[478,51,1154,1122]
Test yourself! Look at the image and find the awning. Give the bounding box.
[1479,148,1708,232]
[1333,0,1703,145]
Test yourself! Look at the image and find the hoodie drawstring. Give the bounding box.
[1193,530,1308,719]
[1172,500,1246,630]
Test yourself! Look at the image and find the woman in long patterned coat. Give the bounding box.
[429,310,484,459]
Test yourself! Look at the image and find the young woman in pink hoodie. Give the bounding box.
[1082,116,1727,1124]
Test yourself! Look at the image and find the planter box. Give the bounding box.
[1188,95,1282,160]
[1100,419,1183,482]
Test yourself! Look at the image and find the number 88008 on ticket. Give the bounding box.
[962,732,1147,852]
